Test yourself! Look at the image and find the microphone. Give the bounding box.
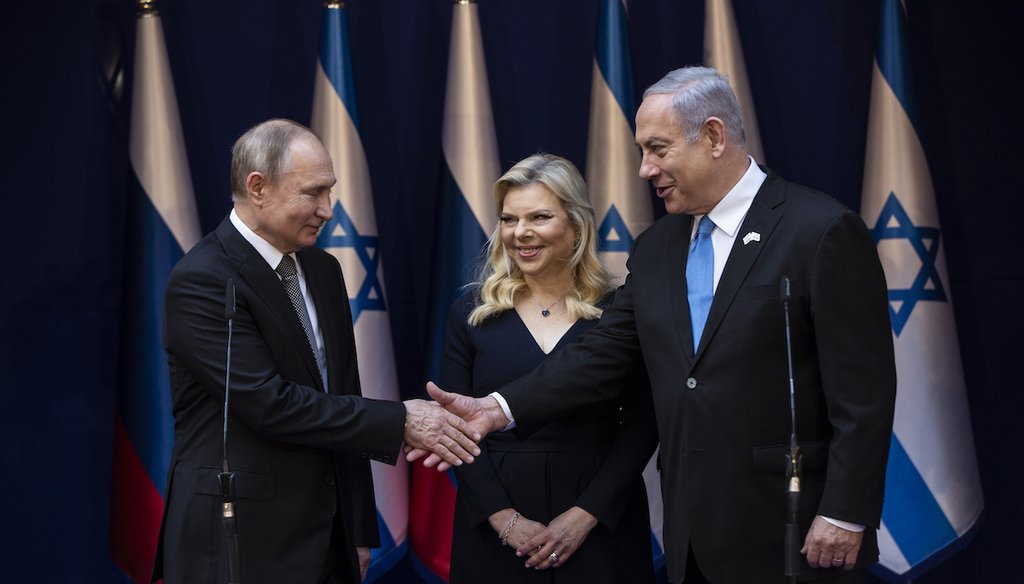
[220,279,241,584]
[224,278,237,321]
[222,278,235,471]
[781,275,801,583]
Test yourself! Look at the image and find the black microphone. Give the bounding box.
[220,279,241,584]
[780,275,801,582]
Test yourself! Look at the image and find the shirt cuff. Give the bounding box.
[488,392,517,431]
[821,515,865,532]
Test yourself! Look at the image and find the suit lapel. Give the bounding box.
[696,172,785,358]
[218,219,324,389]
[298,249,342,394]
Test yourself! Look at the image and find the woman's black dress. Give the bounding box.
[442,291,658,583]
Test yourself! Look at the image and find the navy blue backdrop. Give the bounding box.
[1,0,1021,582]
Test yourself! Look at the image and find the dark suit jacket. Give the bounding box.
[152,216,406,584]
[501,170,896,583]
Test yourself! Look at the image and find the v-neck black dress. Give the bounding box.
[442,290,657,583]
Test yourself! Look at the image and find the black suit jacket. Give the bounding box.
[152,216,406,584]
[502,171,896,583]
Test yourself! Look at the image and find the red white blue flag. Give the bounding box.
[412,1,500,581]
[110,5,201,582]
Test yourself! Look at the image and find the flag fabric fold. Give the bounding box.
[860,1,983,580]
[704,0,764,163]
[110,7,201,582]
[585,0,664,569]
[411,1,500,581]
[311,4,408,581]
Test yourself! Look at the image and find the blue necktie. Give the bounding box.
[686,215,715,352]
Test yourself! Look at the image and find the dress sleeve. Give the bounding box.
[441,296,516,528]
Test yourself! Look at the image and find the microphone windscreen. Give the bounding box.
[224,279,236,321]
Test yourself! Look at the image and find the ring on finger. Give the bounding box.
[831,556,845,564]
[549,552,559,564]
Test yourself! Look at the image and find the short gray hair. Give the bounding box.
[229,119,318,202]
[643,66,746,146]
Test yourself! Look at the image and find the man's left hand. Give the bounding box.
[357,547,371,581]
[800,515,862,570]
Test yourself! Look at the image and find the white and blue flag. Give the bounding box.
[311,3,407,579]
[861,1,983,580]
[704,0,764,163]
[586,0,664,568]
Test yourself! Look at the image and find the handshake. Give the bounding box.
[401,382,511,470]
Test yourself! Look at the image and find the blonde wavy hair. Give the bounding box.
[467,154,612,326]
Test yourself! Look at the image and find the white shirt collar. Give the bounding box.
[705,156,767,237]
[230,208,293,272]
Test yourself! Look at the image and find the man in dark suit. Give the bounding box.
[422,67,896,583]
[153,119,480,584]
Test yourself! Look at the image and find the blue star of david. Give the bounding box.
[869,192,947,336]
[598,204,634,253]
[317,200,386,322]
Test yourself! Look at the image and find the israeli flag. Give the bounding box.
[411,1,500,581]
[860,1,983,580]
[311,3,408,580]
[586,0,665,569]
[704,0,764,163]
[111,5,201,582]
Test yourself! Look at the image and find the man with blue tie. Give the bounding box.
[424,67,896,583]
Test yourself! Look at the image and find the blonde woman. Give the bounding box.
[442,154,657,583]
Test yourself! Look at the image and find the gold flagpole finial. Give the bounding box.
[455,0,474,5]
[325,1,343,8]
[138,0,157,16]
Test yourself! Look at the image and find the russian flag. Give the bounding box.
[411,1,500,581]
[860,0,983,580]
[585,0,665,569]
[704,0,764,163]
[311,3,410,581]
[110,5,200,582]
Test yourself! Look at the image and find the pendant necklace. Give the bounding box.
[536,295,564,318]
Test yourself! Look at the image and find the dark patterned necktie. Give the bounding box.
[276,255,327,391]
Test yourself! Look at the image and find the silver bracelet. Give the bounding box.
[499,511,520,546]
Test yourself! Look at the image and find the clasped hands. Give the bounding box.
[406,382,510,471]
[401,393,482,467]
[490,506,598,571]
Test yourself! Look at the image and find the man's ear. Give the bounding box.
[245,171,267,207]
[703,117,727,158]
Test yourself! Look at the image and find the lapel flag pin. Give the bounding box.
[742,231,761,245]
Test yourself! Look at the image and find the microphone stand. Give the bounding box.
[781,275,801,584]
[221,279,241,584]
